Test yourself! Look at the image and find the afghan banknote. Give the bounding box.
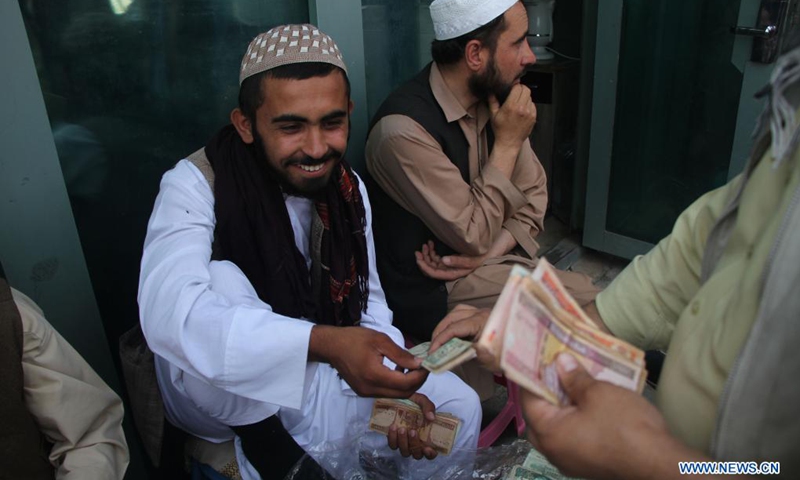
[476,269,525,358]
[408,341,432,358]
[529,260,645,365]
[368,398,461,455]
[518,448,582,480]
[478,263,646,406]
[501,284,645,404]
[409,338,477,373]
[506,465,554,480]
[529,259,595,326]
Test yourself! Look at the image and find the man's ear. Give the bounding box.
[231,108,254,144]
[464,39,487,73]
[348,99,354,115]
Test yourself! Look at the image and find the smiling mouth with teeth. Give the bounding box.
[298,163,324,172]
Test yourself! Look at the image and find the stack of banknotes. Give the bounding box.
[365,331,474,455]
[477,259,647,405]
[368,398,461,455]
[407,337,475,373]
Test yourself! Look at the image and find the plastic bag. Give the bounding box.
[283,421,533,480]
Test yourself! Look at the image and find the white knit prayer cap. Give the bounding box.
[239,24,347,85]
[430,0,518,41]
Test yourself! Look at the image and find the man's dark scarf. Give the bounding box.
[205,124,369,326]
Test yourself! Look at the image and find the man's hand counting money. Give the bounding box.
[475,261,646,405]
[521,353,698,480]
[309,326,428,397]
[430,305,498,371]
[371,396,462,457]
[386,393,439,460]
[430,304,486,347]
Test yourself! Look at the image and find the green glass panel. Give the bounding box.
[606,0,744,244]
[19,0,309,349]
[361,0,434,120]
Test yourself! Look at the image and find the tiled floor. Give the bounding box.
[480,215,633,441]
[536,216,630,290]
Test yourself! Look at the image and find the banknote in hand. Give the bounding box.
[368,398,461,455]
[408,338,477,373]
[477,260,647,405]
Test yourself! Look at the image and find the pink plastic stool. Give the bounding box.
[477,374,526,448]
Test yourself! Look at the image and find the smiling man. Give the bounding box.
[138,25,480,480]
[363,0,598,366]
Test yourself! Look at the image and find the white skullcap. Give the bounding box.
[239,24,347,85]
[430,0,518,41]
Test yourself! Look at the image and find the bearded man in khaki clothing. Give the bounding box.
[364,0,597,351]
[431,36,800,479]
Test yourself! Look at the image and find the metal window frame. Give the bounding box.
[582,0,770,260]
[310,0,370,172]
[581,0,654,259]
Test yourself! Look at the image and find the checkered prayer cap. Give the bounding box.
[430,0,517,40]
[239,24,347,85]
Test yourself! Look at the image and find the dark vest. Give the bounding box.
[0,275,55,479]
[364,63,494,340]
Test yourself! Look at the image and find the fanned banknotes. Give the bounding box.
[477,259,647,405]
[368,398,462,455]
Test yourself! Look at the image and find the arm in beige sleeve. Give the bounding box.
[502,141,548,256]
[366,115,531,256]
[14,289,129,480]
[595,177,741,350]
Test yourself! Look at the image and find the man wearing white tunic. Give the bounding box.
[138,24,480,479]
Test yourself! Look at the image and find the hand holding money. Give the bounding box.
[424,259,646,405]
[408,337,476,373]
[370,398,462,456]
[473,259,646,405]
[520,352,676,480]
[430,305,501,371]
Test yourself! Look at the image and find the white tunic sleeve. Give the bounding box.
[352,174,405,349]
[138,160,312,409]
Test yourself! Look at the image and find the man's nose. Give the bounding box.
[522,40,537,66]
[304,127,327,159]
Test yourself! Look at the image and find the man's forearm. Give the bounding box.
[487,229,518,258]
[308,324,338,363]
[307,324,428,398]
[583,300,612,334]
[487,142,522,179]
[487,84,537,179]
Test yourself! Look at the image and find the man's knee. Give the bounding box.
[181,371,276,430]
[439,377,482,448]
[456,384,481,419]
[460,386,482,430]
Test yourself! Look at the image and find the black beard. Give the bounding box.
[251,129,342,199]
[281,151,342,200]
[468,57,514,105]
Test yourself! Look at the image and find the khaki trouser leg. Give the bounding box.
[446,255,599,310]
